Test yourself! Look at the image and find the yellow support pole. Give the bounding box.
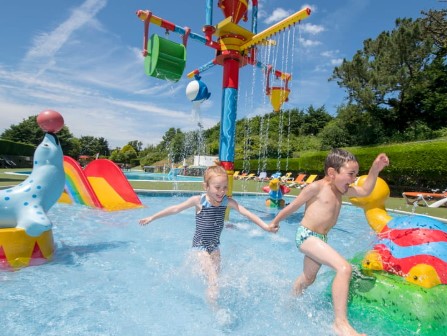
[225,169,234,220]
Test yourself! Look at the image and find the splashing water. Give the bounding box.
[0,193,426,335]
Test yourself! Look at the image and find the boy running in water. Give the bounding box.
[270,149,389,336]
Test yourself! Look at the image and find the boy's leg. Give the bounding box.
[293,254,321,296]
[299,237,359,335]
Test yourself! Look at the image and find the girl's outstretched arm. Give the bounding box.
[139,195,200,226]
[228,199,278,233]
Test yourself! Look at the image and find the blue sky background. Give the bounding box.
[1,0,445,149]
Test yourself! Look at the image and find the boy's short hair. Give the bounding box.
[324,148,357,174]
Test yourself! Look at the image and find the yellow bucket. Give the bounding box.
[269,87,290,112]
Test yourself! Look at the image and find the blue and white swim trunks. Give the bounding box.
[295,225,328,248]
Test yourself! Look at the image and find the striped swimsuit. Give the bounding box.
[192,194,229,253]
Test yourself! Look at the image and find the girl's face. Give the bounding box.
[332,161,359,194]
[204,174,228,205]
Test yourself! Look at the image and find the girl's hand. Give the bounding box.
[139,217,152,226]
[267,222,279,233]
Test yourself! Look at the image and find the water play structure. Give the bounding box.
[61,156,143,211]
[0,111,65,269]
[349,176,447,332]
[136,1,311,197]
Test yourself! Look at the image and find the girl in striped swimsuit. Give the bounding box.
[139,165,278,306]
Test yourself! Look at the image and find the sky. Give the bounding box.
[0,0,445,149]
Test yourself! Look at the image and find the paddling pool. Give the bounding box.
[124,171,203,182]
[0,192,432,335]
[7,170,203,182]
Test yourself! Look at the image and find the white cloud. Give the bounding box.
[300,23,325,35]
[23,0,108,77]
[298,37,321,48]
[331,58,343,66]
[264,8,294,24]
[319,50,343,67]
[321,50,340,58]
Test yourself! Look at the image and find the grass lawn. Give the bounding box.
[1,168,446,221]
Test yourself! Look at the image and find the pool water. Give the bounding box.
[7,170,203,182]
[0,193,420,335]
[124,171,203,182]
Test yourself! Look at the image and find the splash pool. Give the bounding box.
[0,192,432,335]
[8,170,203,182]
[125,171,203,182]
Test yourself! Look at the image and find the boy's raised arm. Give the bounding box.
[349,153,389,198]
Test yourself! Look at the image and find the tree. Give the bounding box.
[287,108,307,136]
[121,144,138,165]
[159,128,185,164]
[138,144,166,167]
[319,119,351,150]
[78,136,110,157]
[404,55,447,127]
[203,124,220,155]
[139,128,186,165]
[1,115,77,156]
[302,105,333,136]
[335,104,385,145]
[330,17,446,137]
[127,140,143,153]
[421,8,447,52]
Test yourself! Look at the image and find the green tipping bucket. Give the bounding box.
[144,34,186,82]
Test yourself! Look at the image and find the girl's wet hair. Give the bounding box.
[324,148,357,174]
[203,165,228,185]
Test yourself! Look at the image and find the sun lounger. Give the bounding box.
[280,172,294,182]
[233,171,240,179]
[240,173,256,180]
[254,172,269,182]
[429,197,447,208]
[287,173,306,188]
[235,171,249,180]
[402,191,447,208]
[297,174,318,189]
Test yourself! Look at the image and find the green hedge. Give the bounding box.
[236,139,447,191]
[0,139,36,156]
